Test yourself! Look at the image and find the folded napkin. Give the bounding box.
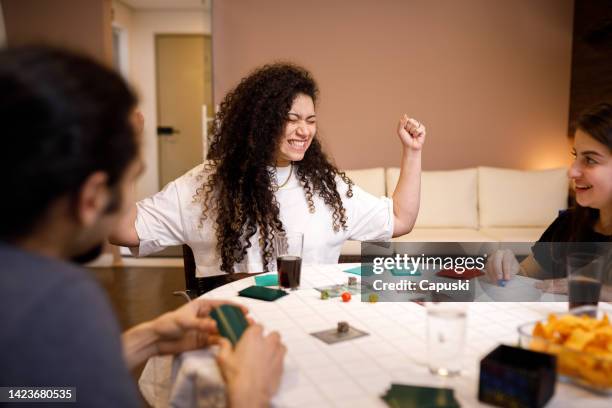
[139,351,226,408]
[343,265,364,276]
[238,285,288,301]
[254,273,278,286]
[343,265,418,276]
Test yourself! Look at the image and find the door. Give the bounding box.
[155,34,213,188]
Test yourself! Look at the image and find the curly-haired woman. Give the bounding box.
[111,63,425,286]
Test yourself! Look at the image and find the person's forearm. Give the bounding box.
[121,321,159,370]
[391,148,421,237]
[108,203,140,247]
[517,254,544,279]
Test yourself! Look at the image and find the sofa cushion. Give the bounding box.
[479,227,547,256]
[343,167,386,197]
[479,227,546,242]
[391,228,494,242]
[340,240,394,256]
[478,167,568,227]
[340,228,493,256]
[391,228,495,257]
[386,168,478,228]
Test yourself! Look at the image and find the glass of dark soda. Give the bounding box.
[567,253,604,310]
[275,232,303,290]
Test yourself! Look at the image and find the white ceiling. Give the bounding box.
[120,0,210,10]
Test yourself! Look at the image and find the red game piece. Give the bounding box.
[341,292,351,302]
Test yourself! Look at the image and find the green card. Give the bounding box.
[209,305,248,346]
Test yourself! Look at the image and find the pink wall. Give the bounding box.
[212,0,574,170]
[1,0,112,64]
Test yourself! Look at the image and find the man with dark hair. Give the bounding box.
[0,46,285,407]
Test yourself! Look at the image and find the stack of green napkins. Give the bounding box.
[381,384,460,408]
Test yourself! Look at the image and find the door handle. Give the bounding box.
[157,126,180,136]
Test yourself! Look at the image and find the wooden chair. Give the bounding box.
[172,245,199,301]
[176,245,262,300]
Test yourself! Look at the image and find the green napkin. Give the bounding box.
[238,285,288,301]
[343,265,364,275]
[343,264,421,277]
[382,384,460,408]
[209,305,248,346]
[254,273,278,286]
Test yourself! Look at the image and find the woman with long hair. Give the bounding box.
[486,102,612,293]
[111,63,425,285]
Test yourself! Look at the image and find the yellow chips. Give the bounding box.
[529,313,612,389]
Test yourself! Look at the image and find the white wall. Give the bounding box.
[130,9,210,200]
[111,1,210,200]
[111,0,132,78]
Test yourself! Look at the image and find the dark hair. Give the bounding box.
[197,63,353,272]
[0,46,138,240]
[568,102,612,240]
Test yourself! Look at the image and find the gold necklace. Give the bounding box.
[275,163,293,190]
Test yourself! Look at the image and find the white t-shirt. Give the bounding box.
[133,163,394,277]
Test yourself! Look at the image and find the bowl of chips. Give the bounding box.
[517,304,612,394]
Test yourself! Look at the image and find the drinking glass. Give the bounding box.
[426,302,468,377]
[275,232,303,290]
[567,252,604,310]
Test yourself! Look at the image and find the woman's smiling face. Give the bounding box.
[568,129,612,210]
[275,93,316,166]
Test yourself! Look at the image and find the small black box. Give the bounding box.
[478,345,556,408]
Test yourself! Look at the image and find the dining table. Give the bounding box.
[138,263,611,407]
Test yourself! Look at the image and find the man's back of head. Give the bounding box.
[0,46,139,254]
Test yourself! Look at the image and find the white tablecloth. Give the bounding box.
[139,264,611,407]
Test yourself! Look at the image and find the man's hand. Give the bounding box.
[216,324,286,408]
[152,299,247,355]
[397,114,426,151]
[122,299,248,369]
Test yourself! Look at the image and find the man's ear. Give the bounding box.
[75,171,110,227]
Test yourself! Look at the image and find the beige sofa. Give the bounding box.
[341,166,569,256]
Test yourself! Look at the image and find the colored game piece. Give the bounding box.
[337,321,350,333]
[320,290,329,300]
[341,292,352,302]
[368,293,379,303]
[348,276,357,286]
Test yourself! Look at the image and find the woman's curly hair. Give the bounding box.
[195,63,354,273]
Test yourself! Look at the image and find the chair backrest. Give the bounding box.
[182,245,198,294]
